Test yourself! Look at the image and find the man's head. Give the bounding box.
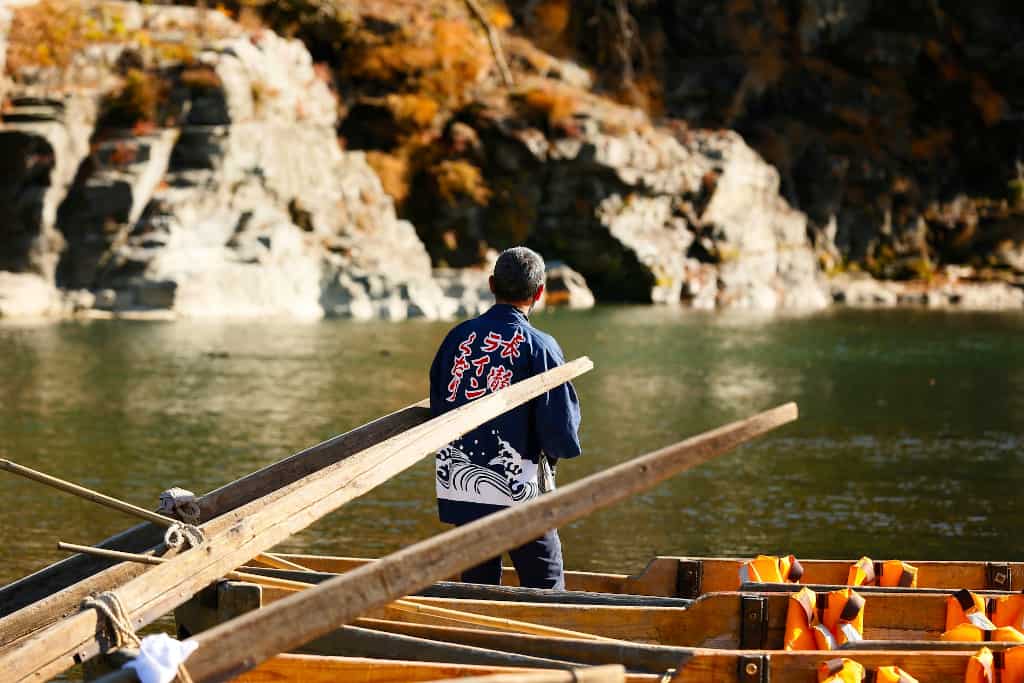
[490,247,545,308]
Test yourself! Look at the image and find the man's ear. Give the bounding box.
[489,276,496,295]
[534,283,545,302]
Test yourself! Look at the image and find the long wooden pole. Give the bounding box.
[385,599,616,642]
[54,544,311,593]
[0,460,300,585]
[0,459,175,527]
[2,358,593,682]
[97,402,797,683]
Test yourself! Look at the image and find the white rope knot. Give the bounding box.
[82,591,141,650]
[158,487,206,551]
[163,523,205,551]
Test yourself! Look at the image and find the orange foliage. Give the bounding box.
[179,66,223,91]
[521,86,577,127]
[346,19,485,106]
[488,6,514,30]
[102,69,168,127]
[431,159,491,206]
[365,151,410,203]
[386,93,439,129]
[428,20,486,101]
[532,0,570,35]
[5,0,88,75]
[355,42,436,82]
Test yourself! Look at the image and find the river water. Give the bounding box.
[1,307,1022,587]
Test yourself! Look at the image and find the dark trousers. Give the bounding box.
[459,528,565,589]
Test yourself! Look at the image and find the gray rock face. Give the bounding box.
[451,96,829,311]
[829,272,1024,310]
[545,262,595,309]
[0,96,97,281]
[0,6,448,320]
[0,272,62,318]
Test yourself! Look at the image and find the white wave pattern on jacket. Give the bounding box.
[436,431,538,507]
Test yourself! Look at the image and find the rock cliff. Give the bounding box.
[1,0,1019,319]
[1,2,453,319]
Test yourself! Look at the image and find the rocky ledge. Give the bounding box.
[0,1,1020,321]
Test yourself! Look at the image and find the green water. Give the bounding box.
[1,307,1022,587]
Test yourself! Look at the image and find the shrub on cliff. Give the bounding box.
[430,159,492,207]
[100,68,169,128]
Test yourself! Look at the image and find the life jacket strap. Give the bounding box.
[786,556,804,582]
[840,591,866,622]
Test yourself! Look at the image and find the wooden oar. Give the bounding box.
[0,459,292,572]
[55,543,311,593]
[94,402,796,683]
[3,358,594,682]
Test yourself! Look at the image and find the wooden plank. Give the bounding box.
[3,358,593,682]
[233,655,654,683]
[354,618,699,673]
[0,400,432,644]
[257,553,1024,597]
[255,586,952,648]
[238,567,692,607]
[218,650,981,683]
[92,402,797,683]
[671,557,1024,595]
[300,624,582,669]
[429,664,627,683]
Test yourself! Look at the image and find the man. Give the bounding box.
[429,247,582,589]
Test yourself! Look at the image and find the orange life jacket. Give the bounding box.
[948,590,998,631]
[874,665,919,683]
[847,557,918,588]
[964,646,1024,683]
[817,658,918,683]
[992,594,1024,631]
[739,554,804,585]
[942,590,1024,642]
[785,586,865,650]
[818,657,864,682]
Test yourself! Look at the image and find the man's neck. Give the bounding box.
[495,300,533,317]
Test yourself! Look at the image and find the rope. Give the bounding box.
[163,523,205,551]
[82,592,195,683]
[158,487,206,551]
[83,592,140,650]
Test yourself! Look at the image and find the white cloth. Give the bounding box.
[123,634,198,683]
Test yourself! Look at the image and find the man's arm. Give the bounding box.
[533,339,582,461]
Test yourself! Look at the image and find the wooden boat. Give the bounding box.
[229,649,996,683]
[247,552,1024,597]
[236,656,639,683]
[170,583,1016,682]
[180,581,988,649]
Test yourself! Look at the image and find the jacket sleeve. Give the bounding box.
[533,338,582,461]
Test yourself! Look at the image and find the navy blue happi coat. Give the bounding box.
[429,304,582,525]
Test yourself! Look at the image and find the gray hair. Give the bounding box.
[492,247,545,302]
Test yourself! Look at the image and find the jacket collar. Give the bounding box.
[485,303,531,324]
